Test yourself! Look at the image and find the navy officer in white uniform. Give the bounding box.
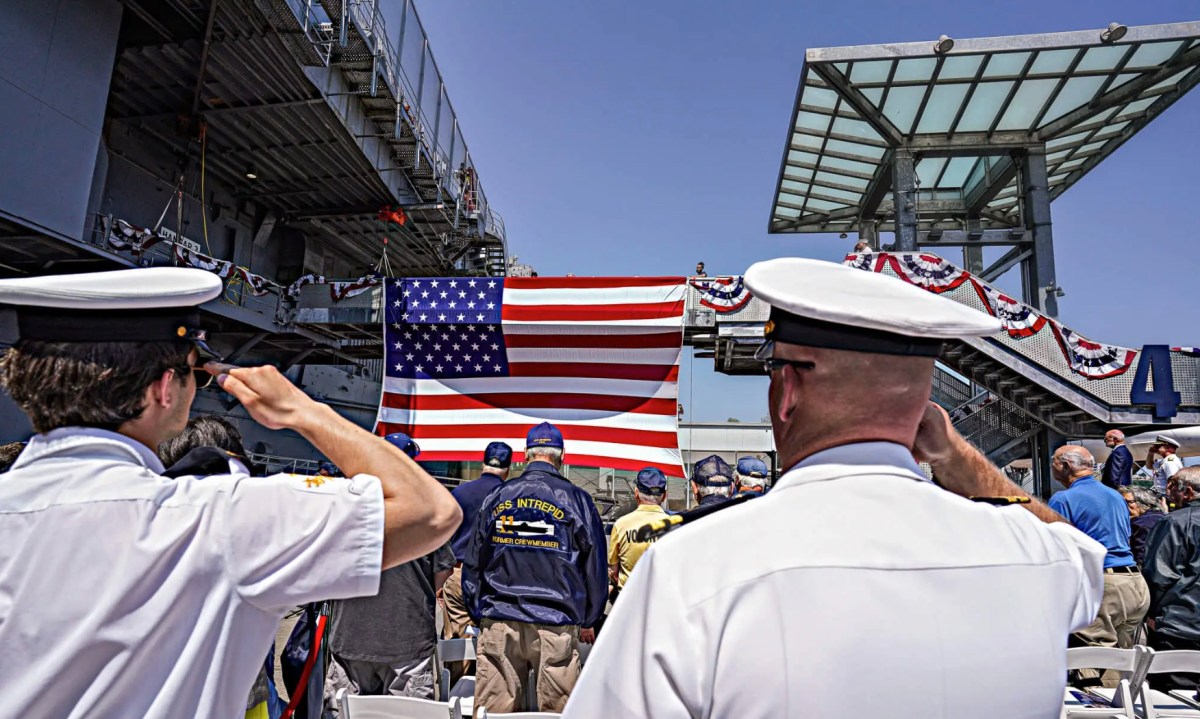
[565,258,1106,718]
[0,268,461,717]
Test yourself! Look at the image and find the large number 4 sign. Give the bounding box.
[1130,345,1180,418]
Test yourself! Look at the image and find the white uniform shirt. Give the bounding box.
[0,428,384,718]
[1153,453,1184,491]
[565,442,1106,719]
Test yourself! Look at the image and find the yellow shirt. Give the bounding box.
[608,504,668,588]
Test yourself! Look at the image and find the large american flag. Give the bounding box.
[373,276,687,477]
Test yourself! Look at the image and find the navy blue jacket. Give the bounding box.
[1101,445,1134,489]
[449,473,505,560]
[461,461,607,628]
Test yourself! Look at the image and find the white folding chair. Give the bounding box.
[436,638,478,701]
[1139,649,1200,718]
[337,687,462,719]
[1062,646,1142,719]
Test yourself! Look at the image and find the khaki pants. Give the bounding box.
[442,566,474,640]
[474,619,580,714]
[1072,570,1151,686]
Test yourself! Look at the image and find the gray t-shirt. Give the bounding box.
[329,543,455,662]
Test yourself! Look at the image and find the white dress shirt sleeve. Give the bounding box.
[1044,521,1107,631]
[214,472,385,611]
[564,544,704,719]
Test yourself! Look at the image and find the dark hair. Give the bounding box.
[158,415,247,467]
[0,340,192,433]
[0,441,25,472]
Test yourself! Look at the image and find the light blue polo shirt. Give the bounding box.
[1048,476,1134,569]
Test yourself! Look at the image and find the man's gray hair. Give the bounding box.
[736,472,763,489]
[480,465,507,477]
[1124,486,1161,513]
[526,446,564,468]
[1175,466,1200,493]
[1060,448,1095,472]
[696,484,730,498]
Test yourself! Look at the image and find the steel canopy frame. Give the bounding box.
[769,22,1200,319]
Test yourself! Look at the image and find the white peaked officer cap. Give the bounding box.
[0,268,224,353]
[1155,435,1182,449]
[744,258,1001,357]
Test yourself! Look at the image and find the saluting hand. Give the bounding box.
[912,402,958,467]
[205,363,315,431]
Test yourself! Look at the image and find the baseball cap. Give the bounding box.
[692,454,734,487]
[385,432,421,459]
[636,467,668,494]
[483,441,513,468]
[526,422,564,450]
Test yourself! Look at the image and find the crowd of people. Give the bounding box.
[0,260,1195,718]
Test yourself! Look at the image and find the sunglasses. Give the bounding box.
[173,364,215,389]
[754,341,816,374]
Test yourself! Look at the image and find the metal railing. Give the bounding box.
[953,396,1039,458]
[337,0,501,242]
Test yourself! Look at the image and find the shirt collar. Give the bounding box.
[14,427,166,475]
[776,441,926,490]
[635,503,666,514]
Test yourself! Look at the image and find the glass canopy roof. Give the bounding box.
[770,23,1200,234]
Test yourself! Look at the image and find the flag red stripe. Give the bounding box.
[504,277,685,290]
[375,422,680,449]
[502,301,685,322]
[507,362,679,382]
[502,331,682,349]
[388,446,684,478]
[381,392,677,415]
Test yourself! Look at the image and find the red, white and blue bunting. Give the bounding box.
[175,245,236,280]
[1172,347,1200,357]
[973,282,1049,339]
[843,252,884,272]
[689,276,753,313]
[1051,323,1138,380]
[882,253,972,294]
[330,275,382,302]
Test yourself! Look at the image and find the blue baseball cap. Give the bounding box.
[736,457,769,480]
[526,422,564,450]
[691,454,733,487]
[635,467,667,494]
[385,432,421,459]
[317,460,338,475]
[483,441,513,469]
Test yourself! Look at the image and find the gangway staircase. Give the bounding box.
[685,253,1200,470]
[257,0,507,274]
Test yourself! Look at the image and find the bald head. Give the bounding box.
[767,342,935,469]
[1104,429,1125,448]
[1052,445,1095,486]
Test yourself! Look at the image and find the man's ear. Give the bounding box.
[147,370,176,410]
[775,365,805,426]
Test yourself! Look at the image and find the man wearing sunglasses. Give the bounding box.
[0,268,461,718]
[566,258,1106,719]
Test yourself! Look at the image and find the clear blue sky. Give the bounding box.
[398,1,1199,422]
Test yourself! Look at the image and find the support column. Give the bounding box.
[1028,427,1065,500]
[962,217,984,274]
[1019,151,1060,317]
[859,221,878,250]
[892,150,918,251]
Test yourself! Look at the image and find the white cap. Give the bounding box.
[744,258,1000,356]
[1155,435,1181,449]
[0,268,223,345]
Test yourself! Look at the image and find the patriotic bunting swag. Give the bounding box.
[330,275,382,302]
[689,276,753,313]
[375,276,687,477]
[883,253,972,293]
[1051,323,1137,380]
[174,245,235,279]
[1172,347,1200,357]
[843,252,882,272]
[973,282,1048,339]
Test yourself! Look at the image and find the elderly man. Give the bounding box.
[1101,429,1134,490]
[564,258,1105,718]
[608,468,669,597]
[1048,445,1149,684]
[1122,486,1167,567]
[0,268,461,718]
[443,442,513,643]
[1150,435,1185,496]
[1144,467,1200,690]
[463,423,607,714]
[690,454,734,507]
[734,457,770,497]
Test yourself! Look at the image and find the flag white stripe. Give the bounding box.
[382,376,679,399]
[504,317,684,328]
[378,407,677,431]
[501,285,686,306]
[500,323,682,336]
